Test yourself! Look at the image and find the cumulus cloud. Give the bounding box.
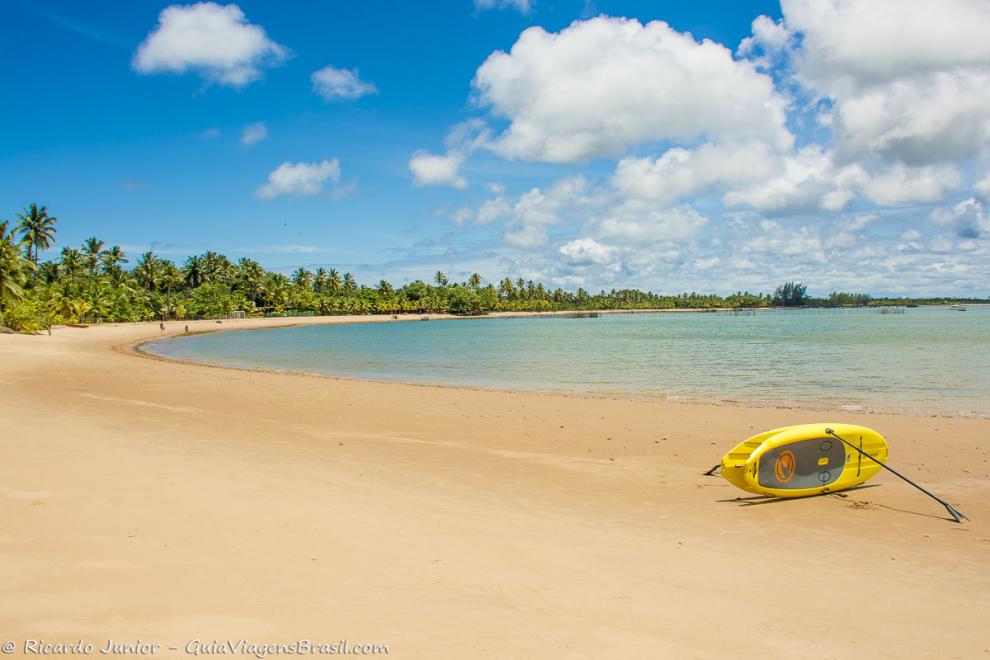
[857,163,961,206]
[613,142,777,205]
[559,238,616,265]
[504,177,593,247]
[240,122,267,146]
[256,159,341,199]
[976,173,990,199]
[596,203,708,243]
[776,0,990,165]
[409,2,990,294]
[133,3,287,87]
[311,65,377,101]
[738,15,790,58]
[409,119,490,189]
[473,17,792,163]
[409,152,467,189]
[474,0,531,13]
[931,197,990,239]
[782,0,990,89]
[722,146,837,213]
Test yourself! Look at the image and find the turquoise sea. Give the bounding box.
[144,306,990,417]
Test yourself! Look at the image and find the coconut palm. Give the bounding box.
[434,271,448,287]
[376,279,394,296]
[328,268,342,293]
[292,267,313,289]
[468,273,482,289]
[314,267,330,294]
[202,251,232,284]
[262,272,290,310]
[499,277,514,300]
[342,272,357,292]
[15,203,58,268]
[81,236,106,278]
[183,255,205,288]
[237,258,265,304]
[58,247,84,280]
[101,245,128,274]
[0,220,33,307]
[134,251,161,291]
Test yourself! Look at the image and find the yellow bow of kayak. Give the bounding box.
[720,423,888,498]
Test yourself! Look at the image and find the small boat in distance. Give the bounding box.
[950,304,967,311]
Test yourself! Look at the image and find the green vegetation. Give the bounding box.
[0,203,985,333]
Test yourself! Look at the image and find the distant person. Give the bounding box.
[184,325,189,334]
[159,321,165,334]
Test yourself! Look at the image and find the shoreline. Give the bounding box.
[3,317,989,658]
[133,313,989,420]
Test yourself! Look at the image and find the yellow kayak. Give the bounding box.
[719,423,888,498]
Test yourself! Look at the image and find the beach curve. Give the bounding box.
[2,316,989,658]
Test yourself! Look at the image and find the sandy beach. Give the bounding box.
[2,315,989,659]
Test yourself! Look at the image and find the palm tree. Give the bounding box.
[183,255,205,288]
[202,251,232,284]
[376,279,394,296]
[15,203,58,268]
[468,273,482,289]
[0,221,33,308]
[328,268,342,293]
[58,247,84,280]
[434,271,448,287]
[292,267,313,289]
[342,272,357,292]
[82,237,106,278]
[101,245,128,274]
[314,267,330,293]
[262,272,290,310]
[236,258,265,304]
[499,277,514,300]
[134,251,161,291]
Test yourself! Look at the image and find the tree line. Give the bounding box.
[0,203,983,333]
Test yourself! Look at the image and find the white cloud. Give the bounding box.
[723,146,837,213]
[974,173,990,199]
[311,65,377,101]
[504,177,593,247]
[133,3,287,87]
[738,15,790,58]
[474,0,531,13]
[450,207,474,225]
[857,163,960,206]
[256,159,341,199]
[409,151,467,189]
[473,16,792,163]
[720,150,959,212]
[409,120,490,189]
[931,197,990,239]
[596,203,708,243]
[782,0,990,89]
[476,196,511,224]
[559,238,616,265]
[779,0,990,165]
[613,142,777,205]
[240,121,267,146]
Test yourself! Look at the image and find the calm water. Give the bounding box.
[145,306,990,416]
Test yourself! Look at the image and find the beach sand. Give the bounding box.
[2,316,988,658]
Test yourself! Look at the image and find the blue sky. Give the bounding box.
[3,0,989,296]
